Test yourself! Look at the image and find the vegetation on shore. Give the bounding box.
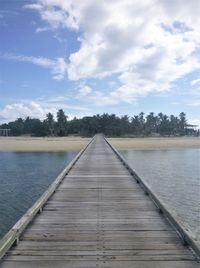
[0,110,199,137]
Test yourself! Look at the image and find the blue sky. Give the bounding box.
[0,0,200,126]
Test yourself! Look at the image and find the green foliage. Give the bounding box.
[44,113,55,136]
[56,109,68,136]
[0,111,198,137]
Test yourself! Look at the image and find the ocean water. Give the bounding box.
[0,152,77,238]
[0,149,199,243]
[120,149,200,240]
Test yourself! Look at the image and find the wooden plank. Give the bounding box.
[3,255,196,261]
[14,240,186,250]
[1,261,200,268]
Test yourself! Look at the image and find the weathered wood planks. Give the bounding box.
[0,134,199,267]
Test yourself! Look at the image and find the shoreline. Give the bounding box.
[108,137,200,150]
[0,136,199,152]
[0,137,90,152]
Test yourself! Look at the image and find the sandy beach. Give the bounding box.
[108,137,200,150]
[0,137,90,152]
[0,136,200,152]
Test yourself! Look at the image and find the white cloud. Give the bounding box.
[191,78,200,86]
[24,1,79,30]
[39,97,91,112]
[78,85,92,96]
[0,54,67,80]
[188,100,200,107]
[24,0,200,105]
[0,97,92,123]
[36,26,51,33]
[0,102,49,122]
[188,119,200,128]
[77,89,132,106]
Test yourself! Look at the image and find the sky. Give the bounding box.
[0,0,200,126]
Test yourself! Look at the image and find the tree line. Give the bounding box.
[0,110,198,137]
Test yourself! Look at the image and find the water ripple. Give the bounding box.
[0,152,77,238]
[121,149,200,240]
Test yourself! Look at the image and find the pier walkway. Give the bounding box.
[0,135,199,267]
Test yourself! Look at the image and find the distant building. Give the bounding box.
[186,124,199,136]
[0,129,11,136]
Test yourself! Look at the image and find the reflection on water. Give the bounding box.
[120,149,200,240]
[0,152,77,238]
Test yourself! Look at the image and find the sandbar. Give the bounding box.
[0,136,199,152]
[0,137,90,152]
[108,137,200,150]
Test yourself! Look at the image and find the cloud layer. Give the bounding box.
[0,54,67,80]
[0,98,91,123]
[25,0,200,104]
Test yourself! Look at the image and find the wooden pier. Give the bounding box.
[0,135,199,267]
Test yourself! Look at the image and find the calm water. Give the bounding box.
[0,150,199,242]
[0,152,77,238]
[120,149,200,240]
